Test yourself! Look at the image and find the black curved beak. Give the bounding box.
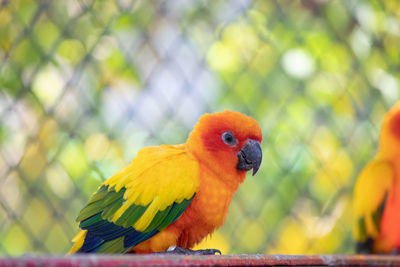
[236,139,262,176]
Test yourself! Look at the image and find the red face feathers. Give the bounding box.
[187,110,263,180]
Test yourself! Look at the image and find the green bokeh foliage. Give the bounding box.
[0,0,399,255]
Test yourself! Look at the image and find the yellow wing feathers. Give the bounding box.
[104,144,200,231]
[353,158,394,240]
[69,230,87,254]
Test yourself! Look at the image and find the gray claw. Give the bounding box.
[156,246,221,255]
[192,248,221,255]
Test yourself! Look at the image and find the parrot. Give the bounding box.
[353,101,400,254]
[69,110,262,255]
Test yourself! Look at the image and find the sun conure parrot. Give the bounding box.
[354,102,400,254]
[69,110,262,255]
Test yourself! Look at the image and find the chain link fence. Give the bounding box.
[1,0,399,255]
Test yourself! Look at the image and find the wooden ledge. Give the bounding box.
[0,254,400,266]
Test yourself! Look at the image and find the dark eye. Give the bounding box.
[222,131,237,146]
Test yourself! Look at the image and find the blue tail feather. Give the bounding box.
[77,231,105,253]
[124,229,159,248]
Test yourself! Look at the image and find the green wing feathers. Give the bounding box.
[72,184,195,253]
[76,185,125,223]
[70,145,200,254]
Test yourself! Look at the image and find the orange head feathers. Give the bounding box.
[379,102,400,158]
[187,110,263,182]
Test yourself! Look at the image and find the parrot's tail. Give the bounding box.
[355,238,374,254]
[68,229,133,254]
[68,230,88,254]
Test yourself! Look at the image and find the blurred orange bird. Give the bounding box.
[69,110,262,254]
[354,102,400,253]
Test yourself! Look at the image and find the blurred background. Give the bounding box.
[0,0,399,256]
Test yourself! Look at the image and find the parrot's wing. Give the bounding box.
[353,158,394,253]
[71,145,199,253]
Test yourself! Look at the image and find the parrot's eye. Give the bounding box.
[222,131,237,146]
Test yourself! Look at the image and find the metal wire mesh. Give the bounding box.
[1,0,399,255]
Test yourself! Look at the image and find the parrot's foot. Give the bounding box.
[159,246,221,255]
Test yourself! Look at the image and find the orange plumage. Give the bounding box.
[354,102,400,253]
[70,110,262,254]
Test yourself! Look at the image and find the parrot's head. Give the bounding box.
[187,110,263,184]
[380,101,400,157]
